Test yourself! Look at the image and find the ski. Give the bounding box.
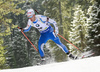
[80,52,95,59]
[37,61,47,66]
[36,57,51,66]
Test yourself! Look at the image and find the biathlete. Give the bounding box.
[19,9,77,63]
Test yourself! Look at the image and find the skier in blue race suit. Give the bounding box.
[19,9,77,63]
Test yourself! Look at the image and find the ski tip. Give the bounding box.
[82,55,85,59]
[81,52,95,59]
[92,52,95,55]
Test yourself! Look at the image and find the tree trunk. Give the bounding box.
[59,1,63,35]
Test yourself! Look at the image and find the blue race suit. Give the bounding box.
[23,15,69,57]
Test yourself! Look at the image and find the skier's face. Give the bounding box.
[28,14,35,22]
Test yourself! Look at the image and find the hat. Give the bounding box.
[27,9,35,16]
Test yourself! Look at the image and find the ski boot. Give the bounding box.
[67,52,78,60]
[40,57,46,65]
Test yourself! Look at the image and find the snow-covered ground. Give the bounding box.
[1,56,100,72]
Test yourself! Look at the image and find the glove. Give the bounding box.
[55,30,58,35]
[55,28,59,36]
[18,27,23,31]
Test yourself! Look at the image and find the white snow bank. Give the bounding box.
[1,56,100,72]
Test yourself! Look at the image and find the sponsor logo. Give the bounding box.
[37,27,42,29]
[36,24,40,27]
[27,12,31,14]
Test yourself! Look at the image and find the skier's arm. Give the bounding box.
[48,18,59,34]
[23,19,32,32]
[40,15,58,34]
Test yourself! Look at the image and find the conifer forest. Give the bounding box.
[0,0,100,69]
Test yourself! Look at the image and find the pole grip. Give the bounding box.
[18,27,20,29]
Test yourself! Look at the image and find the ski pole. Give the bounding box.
[57,33,83,52]
[18,27,38,52]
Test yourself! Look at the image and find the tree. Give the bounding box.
[0,0,25,69]
[3,0,41,68]
[0,38,9,69]
[69,5,88,55]
[87,1,100,56]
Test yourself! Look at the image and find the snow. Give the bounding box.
[1,56,100,72]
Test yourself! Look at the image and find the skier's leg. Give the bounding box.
[38,42,45,57]
[50,32,69,53]
[38,34,49,64]
[38,35,48,58]
[50,32,78,59]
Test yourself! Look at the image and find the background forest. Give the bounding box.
[0,0,100,69]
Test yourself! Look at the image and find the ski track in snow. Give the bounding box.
[1,56,100,72]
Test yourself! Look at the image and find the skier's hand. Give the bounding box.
[54,30,58,36]
[18,27,23,31]
[55,30,58,35]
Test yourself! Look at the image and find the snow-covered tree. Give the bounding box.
[0,0,25,69]
[87,1,100,56]
[68,5,88,55]
[6,30,30,68]
[4,1,41,68]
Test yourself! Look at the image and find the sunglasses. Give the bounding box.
[28,15,33,18]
